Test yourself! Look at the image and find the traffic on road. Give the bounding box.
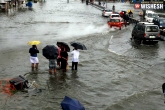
[101,5,165,44]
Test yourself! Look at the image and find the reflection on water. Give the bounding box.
[71,71,79,78]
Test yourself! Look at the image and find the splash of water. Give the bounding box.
[57,23,110,39]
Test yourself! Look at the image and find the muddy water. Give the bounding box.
[0,0,165,110]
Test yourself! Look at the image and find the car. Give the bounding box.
[102,9,113,17]
[131,22,161,43]
[145,11,159,23]
[109,13,121,19]
[152,17,165,31]
[107,18,125,30]
[153,17,165,40]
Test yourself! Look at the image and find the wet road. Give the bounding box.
[0,0,165,110]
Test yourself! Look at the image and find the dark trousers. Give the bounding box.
[72,62,78,70]
[162,83,165,93]
[61,59,67,70]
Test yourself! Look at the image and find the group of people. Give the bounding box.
[29,44,80,74]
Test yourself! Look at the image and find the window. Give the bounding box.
[159,19,165,24]
[154,18,157,21]
[146,26,159,32]
[147,13,158,18]
[110,19,120,22]
[105,10,112,12]
[138,25,143,31]
[141,26,145,31]
[134,25,138,29]
[112,15,120,18]
[148,13,153,17]
[152,14,158,18]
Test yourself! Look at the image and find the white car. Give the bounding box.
[109,14,122,20]
[102,9,113,17]
[145,11,159,23]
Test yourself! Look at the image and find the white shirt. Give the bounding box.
[71,50,80,62]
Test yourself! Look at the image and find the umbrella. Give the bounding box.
[28,41,41,45]
[70,42,87,50]
[57,42,70,52]
[42,45,58,59]
[61,96,85,110]
[128,10,133,13]
[119,11,124,17]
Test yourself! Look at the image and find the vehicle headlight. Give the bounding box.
[160,26,162,27]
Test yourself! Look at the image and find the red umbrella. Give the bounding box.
[120,11,124,17]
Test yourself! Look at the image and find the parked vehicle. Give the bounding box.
[102,9,113,17]
[107,18,126,30]
[131,22,160,44]
[145,11,159,23]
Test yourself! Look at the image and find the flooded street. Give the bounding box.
[0,0,165,110]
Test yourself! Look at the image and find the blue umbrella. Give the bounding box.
[61,96,85,110]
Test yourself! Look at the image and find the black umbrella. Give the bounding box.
[57,42,70,52]
[42,45,58,59]
[70,42,87,50]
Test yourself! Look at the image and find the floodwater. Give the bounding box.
[0,0,165,110]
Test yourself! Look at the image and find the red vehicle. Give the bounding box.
[107,18,126,30]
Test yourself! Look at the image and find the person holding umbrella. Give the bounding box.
[60,47,68,72]
[29,45,39,70]
[71,47,79,71]
[57,44,62,68]
[70,42,87,71]
[42,45,58,74]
